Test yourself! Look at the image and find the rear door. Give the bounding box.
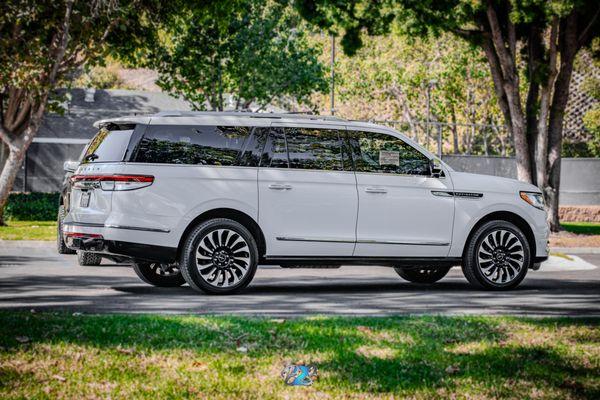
[68,124,136,225]
[258,123,358,257]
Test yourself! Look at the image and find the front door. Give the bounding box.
[348,128,455,257]
[258,123,358,257]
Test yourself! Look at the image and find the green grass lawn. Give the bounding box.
[0,220,56,241]
[561,222,600,235]
[0,313,598,399]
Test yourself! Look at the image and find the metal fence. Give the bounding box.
[372,120,513,157]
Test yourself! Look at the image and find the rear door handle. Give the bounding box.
[365,187,387,194]
[268,184,292,190]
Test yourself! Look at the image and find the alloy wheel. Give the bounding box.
[195,228,251,288]
[476,229,525,285]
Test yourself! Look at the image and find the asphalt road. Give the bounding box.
[1,243,599,316]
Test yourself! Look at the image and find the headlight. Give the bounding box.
[520,191,545,210]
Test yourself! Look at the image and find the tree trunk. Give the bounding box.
[535,18,558,191]
[546,14,578,232]
[0,146,27,225]
[451,107,459,154]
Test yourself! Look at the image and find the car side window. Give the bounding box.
[349,131,430,175]
[133,125,250,166]
[238,127,269,167]
[263,127,344,171]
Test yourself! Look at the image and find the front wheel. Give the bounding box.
[179,218,258,295]
[394,267,450,284]
[132,262,185,287]
[462,220,530,290]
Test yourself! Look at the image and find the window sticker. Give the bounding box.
[379,150,400,166]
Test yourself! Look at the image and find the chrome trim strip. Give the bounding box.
[431,190,454,197]
[105,224,171,233]
[64,221,104,228]
[276,236,355,243]
[64,221,170,233]
[276,236,448,246]
[357,239,450,246]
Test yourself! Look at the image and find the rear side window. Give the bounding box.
[349,131,430,175]
[82,125,134,163]
[263,127,344,171]
[133,125,250,166]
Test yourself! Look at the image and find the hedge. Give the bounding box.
[4,192,60,221]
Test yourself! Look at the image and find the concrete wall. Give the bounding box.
[443,155,600,206]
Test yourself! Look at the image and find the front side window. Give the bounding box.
[263,127,344,171]
[82,125,134,163]
[133,125,250,165]
[350,131,430,175]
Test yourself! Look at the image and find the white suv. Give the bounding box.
[64,112,549,294]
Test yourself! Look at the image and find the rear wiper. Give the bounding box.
[84,153,99,162]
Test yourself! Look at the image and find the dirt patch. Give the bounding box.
[550,231,600,247]
[559,206,600,222]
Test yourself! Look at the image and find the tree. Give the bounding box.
[296,0,599,231]
[154,0,328,112]
[0,0,183,225]
[309,33,505,155]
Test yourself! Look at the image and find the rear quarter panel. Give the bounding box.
[110,163,258,248]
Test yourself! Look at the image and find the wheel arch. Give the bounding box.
[176,208,266,260]
[463,211,536,259]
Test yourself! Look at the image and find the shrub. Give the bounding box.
[5,192,60,221]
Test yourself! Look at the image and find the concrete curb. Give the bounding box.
[551,247,600,254]
[1,240,599,254]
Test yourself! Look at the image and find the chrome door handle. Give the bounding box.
[268,184,292,190]
[364,187,387,194]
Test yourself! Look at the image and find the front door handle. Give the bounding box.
[365,187,387,194]
[268,184,292,190]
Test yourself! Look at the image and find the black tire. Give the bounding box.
[57,205,76,255]
[394,267,450,283]
[180,218,258,295]
[462,220,531,290]
[132,262,186,287]
[77,251,102,266]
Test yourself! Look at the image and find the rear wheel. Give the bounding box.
[462,220,530,290]
[77,251,102,266]
[394,267,450,284]
[180,218,258,295]
[132,262,185,287]
[57,205,76,255]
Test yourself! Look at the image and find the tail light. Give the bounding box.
[71,174,154,191]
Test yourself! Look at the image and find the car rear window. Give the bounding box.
[82,124,135,163]
[132,125,251,166]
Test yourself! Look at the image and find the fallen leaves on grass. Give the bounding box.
[15,336,29,344]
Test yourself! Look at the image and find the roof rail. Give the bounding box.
[152,110,345,122]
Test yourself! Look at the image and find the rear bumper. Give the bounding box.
[65,233,177,263]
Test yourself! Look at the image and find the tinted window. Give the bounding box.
[350,131,430,175]
[133,125,250,165]
[264,127,344,171]
[238,128,268,167]
[82,126,134,163]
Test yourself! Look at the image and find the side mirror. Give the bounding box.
[63,160,79,173]
[430,159,444,178]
